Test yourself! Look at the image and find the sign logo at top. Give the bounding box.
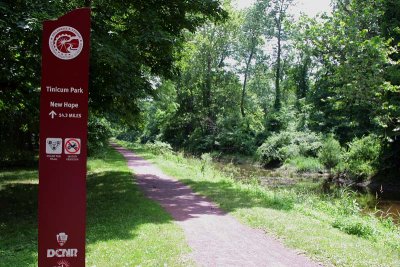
[49,26,83,60]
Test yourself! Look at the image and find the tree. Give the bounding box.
[142,5,269,153]
[0,0,227,163]
[303,0,397,142]
[259,0,294,111]
[236,4,265,117]
[0,0,63,162]
[286,15,316,114]
[162,16,241,150]
[84,0,227,124]
[380,0,400,173]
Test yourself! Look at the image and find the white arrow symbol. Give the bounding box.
[49,110,57,119]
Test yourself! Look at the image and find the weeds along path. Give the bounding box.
[113,144,322,267]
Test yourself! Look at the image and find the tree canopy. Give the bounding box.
[136,0,400,180]
[0,0,226,162]
[1,0,399,180]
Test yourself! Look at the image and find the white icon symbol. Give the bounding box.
[49,110,57,119]
[49,26,83,60]
[56,232,68,247]
[64,138,81,155]
[46,138,62,154]
[55,260,70,267]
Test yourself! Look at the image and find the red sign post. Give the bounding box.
[39,8,90,267]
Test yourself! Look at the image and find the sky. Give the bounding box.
[234,0,332,18]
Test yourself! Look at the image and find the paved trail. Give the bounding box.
[113,145,322,267]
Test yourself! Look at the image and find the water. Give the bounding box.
[214,159,400,223]
[374,201,400,224]
[215,161,326,186]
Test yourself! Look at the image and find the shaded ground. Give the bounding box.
[113,144,322,267]
[0,148,191,267]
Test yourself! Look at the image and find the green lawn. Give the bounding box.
[0,146,193,267]
[0,167,38,267]
[120,141,400,267]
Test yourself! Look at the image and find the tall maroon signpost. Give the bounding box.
[39,8,90,267]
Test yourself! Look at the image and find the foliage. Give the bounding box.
[0,0,46,166]
[257,132,290,166]
[146,141,174,156]
[304,0,399,144]
[200,153,213,174]
[2,0,400,178]
[87,115,114,155]
[214,116,260,155]
[318,135,343,171]
[0,150,37,168]
[332,216,376,239]
[284,156,323,173]
[344,135,382,181]
[87,0,228,125]
[215,129,257,155]
[116,130,141,143]
[235,2,266,117]
[257,129,322,166]
[0,0,227,165]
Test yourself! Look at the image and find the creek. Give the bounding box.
[214,159,400,224]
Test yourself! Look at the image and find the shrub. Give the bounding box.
[200,153,213,174]
[88,115,114,155]
[332,188,361,215]
[117,130,141,142]
[297,132,323,157]
[345,135,382,181]
[257,130,322,166]
[318,135,343,171]
[0,150,36,167]
[200,153,213,163]
[186,128,215,153]
[146,141,173,155]
[215,129,257,155]
[257,132,290,166]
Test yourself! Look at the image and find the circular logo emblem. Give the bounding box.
[49,26,83,60]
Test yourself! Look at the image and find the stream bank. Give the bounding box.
[213,157,400,224]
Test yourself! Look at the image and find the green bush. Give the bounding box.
[200,153,213,174]
[117,130,141,142]
[146,141,173,155]
[186,128,215,153]
[332,216,376,239]
[257,132,290,166]
[88,115,114,155]
[345,135,382,181]
[257,130,322,166]
[0,150,37,167]
[215,129,257,155]
[213,114,259,155]
[318,135,343,171]
[297,132,323,157]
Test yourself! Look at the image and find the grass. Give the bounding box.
[0,168,38,267]
[119,140,400,267]
[0,146,193,267]
[284,156,324,173]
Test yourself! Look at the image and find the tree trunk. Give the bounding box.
[241,47,255,117]
[274,24,282,111]
[203,53,212,117]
